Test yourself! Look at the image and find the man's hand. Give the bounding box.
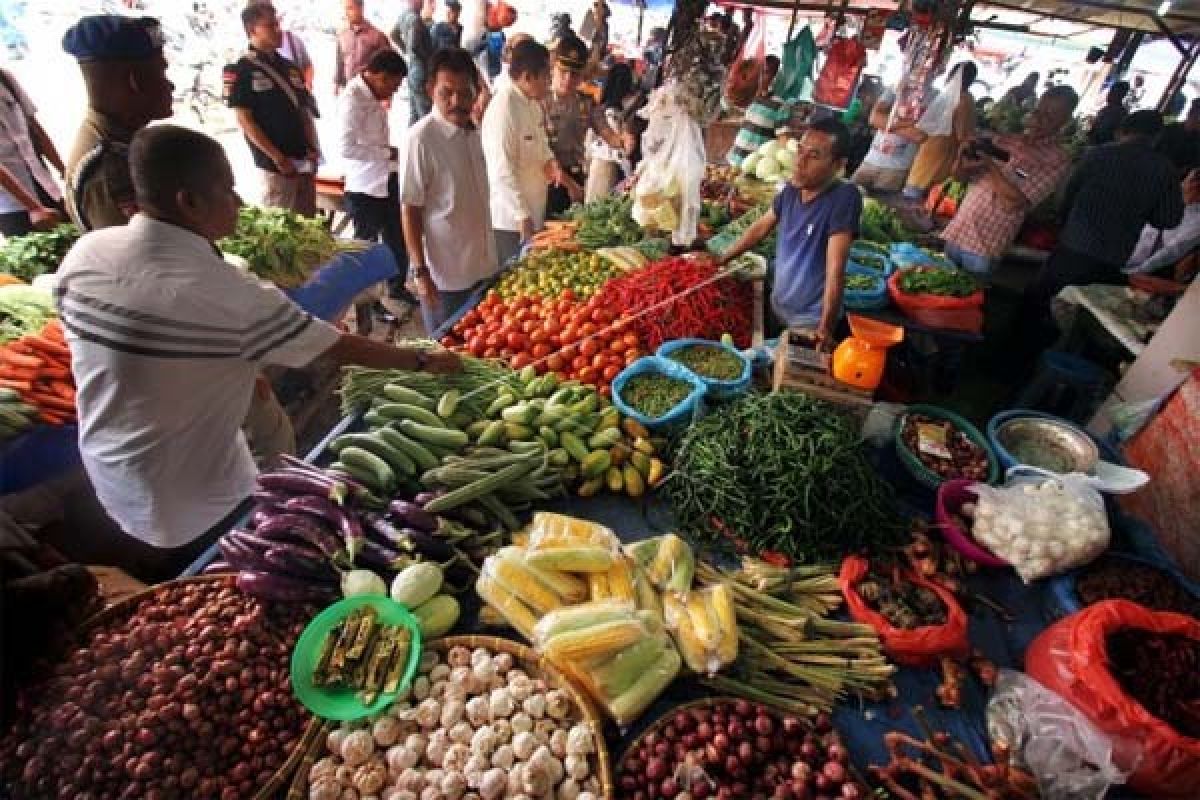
[421,348,462,373]
[274,154,298,176]
[546,160,565,185]
[29,207,61,231]
[813,325,835,353]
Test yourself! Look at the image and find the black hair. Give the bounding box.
[1043,84,1080,113]
[241,2,275,36]
[130,124,228,211]
[1109,80,1131,99]
[601,63,635,109]
[509,39,550,80]
[365,48,407,77]
[807,117,852,162]
[428,47,480,90]
[765,54,781,72]
[1120,109,1164,138]
[950,61,977,88]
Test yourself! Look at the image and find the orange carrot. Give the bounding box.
[0,349,41,369]
[34,365,70,381]
[23,336,70,360]
[48,381,75,400]
[38,410,71,426]
[41,320,64,341]
[0,364,36,380]
[29,393,74,413]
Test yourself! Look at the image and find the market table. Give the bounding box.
[1054,284,1154,358]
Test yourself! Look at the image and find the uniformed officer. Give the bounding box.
[543,35,597,216]
[225,2,321,216]
[61,15,173,231]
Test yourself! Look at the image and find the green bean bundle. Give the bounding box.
[667,391,905,561]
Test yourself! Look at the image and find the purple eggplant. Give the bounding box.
[284,494,364,560]
[236,570,337,603]
[280,455,371,497]
[355,538,406,573]
[254,512,343,557]
[227,528,289,555]
[252,489,294,508]
[368,514,454,561]
[219,537,276,573]
[263,544,334,579]
[257,470,350,503]
[414,490,442,506]
[388,500,439,533]
[201,560,235,575]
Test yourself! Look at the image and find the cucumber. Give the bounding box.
[437,389,460,418]
[449,411,475,430]
[597,406,620,431]
[588,428,622,450]
[339,446,396,491]
[534,405,568,427]
[383,384,437,410]
[477,419,508,447]
[508,439,544,455]
[504,423,534,441]
[518,365,537,384]
[560,431,589,463]
[377,403,446,429]
[424,460,537,512]
[465,420,491,440]
[364,409,387,428]
[396,418,469,449]
[329,433,416,476]
[547,448,570,467]
[485,391,518,417]
[378,428,440,471]
[501,403,537,426]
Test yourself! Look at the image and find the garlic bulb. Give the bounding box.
[556,779,581,800]
[440,699,466,729]
[397,767,425,792]
[352,761,388,795]
[508,675,534,704]
[447,646,472,668]
[449,721,474,745]
[471,648,492,668]
[463,754,489,787]
[372,715,404,748]
[491,719,513,744]
[478,767,508,800]
[565,724,594,756]
[533,718,558,744]
[341,730,376,767]
[419,650,440,672]
[440,771,467,800]
[488,688,515,720]
[545,690,571,720]
[430,664,452,682]
[310,756,339,782]
[491,652,514,675]
[327,729,350,756]
[404,733,428,755]
[520,760,553,796]
[419,788,444,800]
[470,724,498,758]
[549,729,569,758]
[510,712,534,735]
[491,743,515,770]
[512,730,538,761]
[412,676,432,702]
[443,742,471,772]
[416,698,442,729]
[564,753,590,781]
[310,776,342,800]
[522,693,547,719]
[386,744,420,775]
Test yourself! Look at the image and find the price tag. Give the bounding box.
[917,422,953,460]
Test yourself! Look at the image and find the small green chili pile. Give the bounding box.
[845,274,880,291]
[620,372,693,419]
[666,344,745,381]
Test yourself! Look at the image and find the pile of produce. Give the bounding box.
[617,700,870,800]
[846,273,882,292]
[0,283,57,343]
[0,223,80,281]
[708,203,777,259]
[1076,555,1200,616]
[442,290,645,392]
[736,138,798,184]
[219,206,362,288]
[856,565,947,629]
[0,387,39,442]
[896,266,979,298]
[860,198,914,244]
[593,256,753,350]
[669,391,905,562]
[562,194,642,249]
[493,249,621,300]
[0,576,314,799]
[899,413,991,482]
[0,318,76,431]
[665,342,745,381]
[618,371,695,420]
[303,641,605,799]
[528,219,582,252]
[310,604,414,703]
[594,245,649,274]
[1107,629,1200,738]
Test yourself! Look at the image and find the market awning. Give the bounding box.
[981,0,1200,36]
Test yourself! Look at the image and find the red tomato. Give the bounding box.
[483,347,499,359]
[580,339,601,357]
[602,365,621,382]
[579,366,599,384]
[572,355,589,371]
[579,323,598,338]
[625,351,641,366]
[609,337,627,354]
[591,352,608,369]
[560,344,578,361]
[506,332,526,350]
[511,353,532,369]
[531,343,552,359]
[530,329,549,345]
[591,308,612,325]
[623,332,640,348]
[485,333,503,349]
[468,338,485,357]
[546,354,566,372]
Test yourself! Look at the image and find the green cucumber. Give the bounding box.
[465,420,491,440]
[588,428,622,450]
[485,391,518,417]
[547,448,571,467]
[581,450,612,479]
[396,419,469,449]
[339,446,396,491]
[377,403,446,428]
[377,428,440,471]
[477,419,508,447]
[437,389,460,418]
[501,403,537,426]
[330,433,416,476]
[363,409,387,429]
[383,384,436,410]
[538,426,559,447]
[560,431,589,463]
[504,423,534,441]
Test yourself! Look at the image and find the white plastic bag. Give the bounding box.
[987,669,1138,800]
[633,82,706,246]
[917,67,964,137]
[966,468,1109,582]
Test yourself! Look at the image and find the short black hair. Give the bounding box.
[1043,84,1080,113]
[509,39,550,80]
[365,48,407,77]
[1120,109,1164,138]
[130,124,228,211]
[807,117,852,162]
[1110,80,1131,99]
[428,47,479,90]
[241,2,274,36]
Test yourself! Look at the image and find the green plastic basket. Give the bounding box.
[290,594,422,721]
[893,404,1000,490]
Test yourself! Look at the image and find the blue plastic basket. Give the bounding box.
[889,242,954,271]
[611,356,708,431]
[656,338,752,399]
[843,264,889,311]
[1043,551,1200,623]
[848,247,893,276]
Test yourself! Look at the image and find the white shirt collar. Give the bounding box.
[432,107,473,138]
[129,214,221,259]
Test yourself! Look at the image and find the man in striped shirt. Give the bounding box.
[55,125,459,581]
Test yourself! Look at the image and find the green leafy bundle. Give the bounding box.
[0,224,81,281]
[218,206,359,287]
[860,198,914,245]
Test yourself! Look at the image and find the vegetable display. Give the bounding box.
[219,206,362,288]
[494,249,622,300]
[707,203,777,259]
[0,283,57,343]
[665,343,745,381]
[900,413,991,482]
[856,566,947,629]
[0,318,76,429]
[669,391,905,562]
[618,700,869,800]
[303,641,604,800]
[0,576,313,800]
[562,194,643,249]
[1076,555,1200,616]
[896,267,978,298]
[860,198,914,244]
[0,223,80,281]
[617,372,694,420]
[1107,629,1200,739]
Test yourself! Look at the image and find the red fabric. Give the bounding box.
[1025,600,1200,797]
[724,15,766,110]
[838,555,969,667]
[812,37,866,109]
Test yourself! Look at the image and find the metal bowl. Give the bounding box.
[994,416,1099,474]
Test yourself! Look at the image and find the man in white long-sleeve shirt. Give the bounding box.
[480,38,564,265]
[337,48,414,327]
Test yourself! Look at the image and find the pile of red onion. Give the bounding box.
[618,700,866,800]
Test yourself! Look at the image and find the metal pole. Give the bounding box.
[1159,38,1198,112]
[786,0,801,41]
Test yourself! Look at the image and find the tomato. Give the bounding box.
[592,352,608,369]
[579,366,599,384]
[531,343,552,359]
[572,355,589,371]
[602,365,621,382]
[579,323,598,338]
[608,337,627,354]
[485,333,503,349]
[591,308,612,325]
[511,353,532,369]
[561,324,578,343]
[625,351,641,366]
[530,329,549,345]
[546,353,566,372]
[623,332,640,348]
[506,332,526,350]
[483,347,500,359]
[468,338,485,357]
[580,339,601,357]
[560,344,578,361]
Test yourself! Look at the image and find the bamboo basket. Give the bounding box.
[618,696,743,764]
[288,634,615,799]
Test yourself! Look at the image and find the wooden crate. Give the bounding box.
[772,330,874,409]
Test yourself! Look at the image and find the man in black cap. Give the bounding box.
[544,35,603,216]
[225,2,322,216]
[431,1,463,53]
[61,14,173,231]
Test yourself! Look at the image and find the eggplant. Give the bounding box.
[201,560,235,575]
[236,570,337,602]
[227,528,289,555]
[257,470,349,502]
[263,544,335,580]
[367,515,454,561]
[218,537,275,573]
[252,489,293,508]
[285,495,364,560]
[388,500,439,533]
[254,512,343,557]
[279,455,371,497]
[355,539,406,573]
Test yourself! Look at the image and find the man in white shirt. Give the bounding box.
[0,68,65,236]
[481,38,564,265]
[402,48,499,334]
[338,48,415,329]
[55,124,459,581]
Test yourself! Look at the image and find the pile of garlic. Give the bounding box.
[965,478,1109,583]
[308,645,603,800]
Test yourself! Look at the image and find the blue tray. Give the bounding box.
[0,424,81,495]
[844,263,889,311]
[611,356,707,431]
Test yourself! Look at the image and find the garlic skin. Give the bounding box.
[465,696,490,727]
[397,767,425,791]
[531,745,564,784]
[463,754,490,788]
[491,718,513,744]
[471,648,492,668]
[386,744,420,775]
[565,724,594,756]
[341,730,376,767]
[328,729,350,756]
[564,754,590,782]
[447,646,472,668]
[310,775,342,800]
[419,788,445,800]
[576,793,598,800]
[440,771,468,800]
[510,712,534,735]
[533,718,558,744]
[440,698,466,729]
[470,724,498,758]
[490,743,515,770]
[522,693,547,719]
[477,767,508,800]
[512,730,538,761]
[448,720,475,745]
[488,687,516,720]
[404,733,428,756]
[425,730,451,767]
[508,674,535,704]
[491,652,514,674]
[443,742,471,773]
[549,729,569,759]
[416,698,442,729]
[352,761,388,795]
[545,690,571,720]
[519,760,553,796]
[372,715,404,748]
[310,756,339,782]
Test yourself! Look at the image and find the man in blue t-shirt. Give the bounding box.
[720,117,862,349]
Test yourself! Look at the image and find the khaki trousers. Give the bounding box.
[261,170,317,216]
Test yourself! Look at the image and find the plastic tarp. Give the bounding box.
[283,244,398,323]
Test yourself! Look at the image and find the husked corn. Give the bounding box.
[686,591,722,650]
[486,552,562,614]
[609,646,682,726]
[606,555,636,603]
[533,600,638,643]
[591,635,667,698]
[542,619,646,663]
[475,573,537,639]
[588,571,611,601]
[709,583,739,665]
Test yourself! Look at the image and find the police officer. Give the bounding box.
[61,15,173,231]
[225,2,321,216]
[543,35,596,216]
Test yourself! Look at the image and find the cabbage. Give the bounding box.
[776,150,797,170]
[755,158,781,183]
[741,153,761,174]
[759,140,781,160]
[786,139,800,153]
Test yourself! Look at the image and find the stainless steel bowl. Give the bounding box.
[995,417,1099,474]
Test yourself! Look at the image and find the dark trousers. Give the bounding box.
[345,174,410,324]
[1019,245,1125,360]
[0,186,63,237]
[546,166,584,218]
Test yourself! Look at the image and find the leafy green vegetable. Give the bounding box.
[897,266,978,297]
[0,224,81,281]
[0,285,57,343]
[860,198,914,245]
[218,206,361,288]
[707,203,777,258]
[562,195,643,249]
[845,274,880,291]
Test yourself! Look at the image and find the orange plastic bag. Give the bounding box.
[838,555,969,667]
[1025,599,1200,797]
[812,37,866,109]
[724,15,766,110]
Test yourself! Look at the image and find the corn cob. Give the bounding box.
[588,570,611,601]
[609,646,682,726]
[590,635,667,697]
[523,559,588,605]
[485,552,562,615]
[475,573,537,640]
[647,533,695,592]
[709,583,739,665]
[633,565,664,623]
[663,592,711,674]
[606,555,636,603]
[625,536,661,569]
[533,600,637,643]
[541,618,646,663]
[687,591,722,650]
[526,545,615,574]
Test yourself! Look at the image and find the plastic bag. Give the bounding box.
[723,13,766,109]
[525,512,620,573]
[986,669,1136,800]
[611,356,707,431]
[1026,600,1200,797]
[917,67,964,137]
[772,26,815,103]
[812,37,866,110]
[967,471,1109,582]
[662,585,738,676]
[838,555,969,667]
[633,83,706,246]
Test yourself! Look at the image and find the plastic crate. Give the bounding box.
[848,247,893,276]
[611,356,707,432]
[656,338,752,399]
[893,405,1000,491]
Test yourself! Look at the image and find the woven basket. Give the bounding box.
[288,634,616,799]
[73,575,316,800]
[893,404,999,491]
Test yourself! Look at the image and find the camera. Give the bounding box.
[965,138,1011,162]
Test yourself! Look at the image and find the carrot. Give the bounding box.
[34,365,70,381]
[48,381,75,400]
[41,320,64,341]
[23,336,70,361]
[0,349,41,369]
[0,379,32,393]
[38,410,71,426]
[28,392,74,413]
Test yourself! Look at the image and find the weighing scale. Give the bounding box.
[773,315,904,408]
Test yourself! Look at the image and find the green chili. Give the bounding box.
[666,344,745,381]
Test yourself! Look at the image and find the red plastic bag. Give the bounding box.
[812,37,866,109]
[1026,599,1200,797]
[724,14,766,110]
[838,555,969,667]
[887,269,985,333]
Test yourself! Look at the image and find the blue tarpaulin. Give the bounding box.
[284,244,399,323]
